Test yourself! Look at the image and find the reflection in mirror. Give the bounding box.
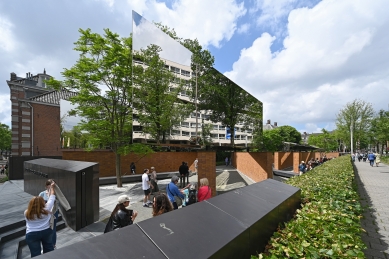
[132,11,262,147]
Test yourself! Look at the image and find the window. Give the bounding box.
[170,66,180,74]
[211,134,218,139]
[181,122,189,128]
[191,123,200,128]
[213,124,219,130]
[191,112,200,118]
[171,130,180,136]
[219,134,225,139]
[133,126,143,133]
[203,114,210,121]
[247,136,253,140]
[181,70,190,77]
[234,135,241,140]
[246,129,252,133]
[182,131,190,136]
[219,125,226,130]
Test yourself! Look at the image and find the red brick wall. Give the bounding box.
[32,103,62,156]
[62,150,205,178]
[274,152,293,170]
[197,152,216,197]
[232,152,273,183]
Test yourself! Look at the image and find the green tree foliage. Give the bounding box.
[0,123,11,151]
[277,125,302,144]
[335,99,374,151]
[260,129,284,152]
[370,109,389,153]
[47,28,148,187]
[308,129,338,151]
[133,44,192,143]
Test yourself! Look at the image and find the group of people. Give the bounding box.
[24,160,210,257]
[299,156,333,175]
[24,179,70,257]
[353,152,381,167]
[107,175,212,232]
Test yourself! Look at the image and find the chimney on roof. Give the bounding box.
[274,122,277,126]
[266,119,271,124]
[26,73,28,79]
[10,72,17,81]
[44,68,46,74]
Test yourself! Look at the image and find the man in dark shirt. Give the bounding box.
[178,162,189,188]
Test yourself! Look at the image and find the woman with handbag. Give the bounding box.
[198,178,212,202]
[166,176,186,210]
[25,182,56,257]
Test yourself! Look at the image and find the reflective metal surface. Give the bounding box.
[24,158,99,231]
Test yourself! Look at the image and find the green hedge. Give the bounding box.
[254,156,366,259]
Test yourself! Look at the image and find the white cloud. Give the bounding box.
[226,0,389,128]
[133,0,246,48]
[0,17,17,52]
[237,23,250,34]
[0,94,11,127]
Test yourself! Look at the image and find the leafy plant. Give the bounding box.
[254,156,366,258]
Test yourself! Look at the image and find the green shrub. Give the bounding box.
[254,156,366,258]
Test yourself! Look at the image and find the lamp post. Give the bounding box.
[350,120,354,155]
[195,63,198,145]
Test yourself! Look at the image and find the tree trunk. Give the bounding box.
[115,152,122,187]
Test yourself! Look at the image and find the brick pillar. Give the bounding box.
[274,152,280,170]
[293,152,301,174]
[197,151,216,197]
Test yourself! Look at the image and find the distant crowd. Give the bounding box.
[352,152,381,167]
[299,156,334,175]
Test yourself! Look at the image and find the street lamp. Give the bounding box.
[195,63,198,145]
[350,120,354,154]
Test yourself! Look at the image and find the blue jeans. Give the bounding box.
[26,228,54,257]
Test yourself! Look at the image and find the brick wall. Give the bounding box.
[62,150,208,178]
[232,152,273,182]
[274,152,293,170]
[32,103,62,156]
[197,152,216,197]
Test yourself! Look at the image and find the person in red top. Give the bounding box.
[197,178,211,202]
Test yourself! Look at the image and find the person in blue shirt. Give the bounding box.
[166,176,185,210]
[367,152,376,167]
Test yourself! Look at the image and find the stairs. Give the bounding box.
[0,215,66,259]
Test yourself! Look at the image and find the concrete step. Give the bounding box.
[0,236,24,259]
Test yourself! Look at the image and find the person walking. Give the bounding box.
[375,153,381,167]
[166,176,185,210]
[367,152,376,167]
[142,169,152,207]
[178,162,189,188]
[25,182,56,257]
[225,157,229,166]
[150,166,159,195]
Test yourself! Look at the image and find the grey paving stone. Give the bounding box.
[364,248,387,258]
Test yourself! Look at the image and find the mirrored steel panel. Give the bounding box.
[24,158,99,231]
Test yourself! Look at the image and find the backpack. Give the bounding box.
[187,189,197,205]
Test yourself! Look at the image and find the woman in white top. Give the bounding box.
[25,181,56,257]
[39,179,59,248]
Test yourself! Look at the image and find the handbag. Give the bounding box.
[104,216,114,233]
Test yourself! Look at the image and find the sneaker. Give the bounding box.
[147,201,152,204]
[143,204,149,207]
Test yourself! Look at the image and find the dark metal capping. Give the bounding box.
[37,179,301,259]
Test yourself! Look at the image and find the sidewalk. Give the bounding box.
[354,160,389,259]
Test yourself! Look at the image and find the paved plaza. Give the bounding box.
[1,161,388,258]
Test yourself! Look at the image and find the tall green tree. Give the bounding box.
[0,123,11,151]
[277,125,302,144]
[47,28,146,187]
[335,99,374,151]
[133,44,192,143]
[258,129,284,152]
[308,129,338,151]
[370,109,389,153]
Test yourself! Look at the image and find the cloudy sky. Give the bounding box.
[1,0,388,133]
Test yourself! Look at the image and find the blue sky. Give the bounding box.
[1,0,388,134]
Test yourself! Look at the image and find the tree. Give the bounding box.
[47,28,150,187]
[133,44,192,143]
[0,123,11,151]
[259,129,284,152]
[370,109,389,153]
[335,99,374,152]
[277,125,302,144]
[308,129,338,151]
